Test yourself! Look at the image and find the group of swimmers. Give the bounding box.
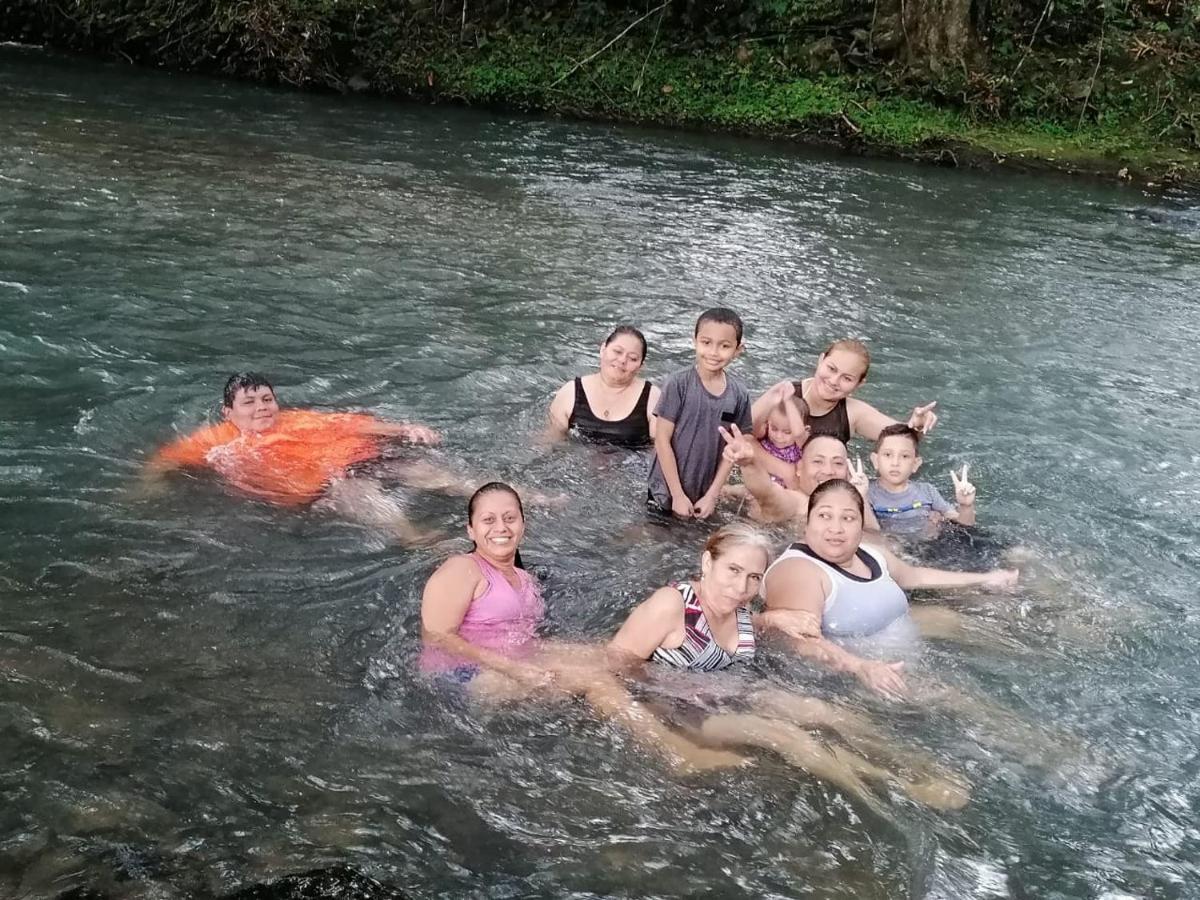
[147,307,1024,811]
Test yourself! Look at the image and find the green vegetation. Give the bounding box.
[3,0,1198,182]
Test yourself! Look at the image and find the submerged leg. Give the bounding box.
[700,714,892,815]
[320,477,444,547]
[584,677,751,774]
[909,604,1029,654]
[744,692,971,810]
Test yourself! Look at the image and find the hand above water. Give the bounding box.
[950,463,976,506]
[847,456,870,497]
[907,401,939,434]
[719,424,755,466]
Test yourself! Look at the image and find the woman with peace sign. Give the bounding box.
[751,340,939,446]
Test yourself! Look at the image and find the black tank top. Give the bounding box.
[793,380,851,444]
[568,378,653,447]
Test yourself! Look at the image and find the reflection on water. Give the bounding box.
[2,44,1200,898]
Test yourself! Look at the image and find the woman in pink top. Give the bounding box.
[421,482,548,688]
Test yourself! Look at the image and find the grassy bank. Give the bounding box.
[3,0,1198,184]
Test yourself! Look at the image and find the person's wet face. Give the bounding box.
[813,349,868,403]
[222,385,279,434]
[467,491,525,562]
[805,484,864,564]
[599,334,645,385]
[871,433,922,489]
[797,435,849,494]
[767,407,806,448]
[700,543,768,616]
[693,321,742,377]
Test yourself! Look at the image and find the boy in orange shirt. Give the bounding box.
[147,373,449,544]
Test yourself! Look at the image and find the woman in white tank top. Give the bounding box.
[762,479,1019,700]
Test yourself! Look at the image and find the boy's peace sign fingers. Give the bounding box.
[951,463,976,505]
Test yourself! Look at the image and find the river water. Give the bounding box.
[2,44,1199,899]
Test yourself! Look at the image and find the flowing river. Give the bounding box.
[2,44,1199,899]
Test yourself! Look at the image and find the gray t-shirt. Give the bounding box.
[648,366,752,507]
[867,479,953,534]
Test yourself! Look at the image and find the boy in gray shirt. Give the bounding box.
[867,424,977,535]
[648,308,753,519]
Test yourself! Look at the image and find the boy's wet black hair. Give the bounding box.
[875,423,921,453]
[694,307,745,345]
[801,431,847,454]
[223,372,275,409]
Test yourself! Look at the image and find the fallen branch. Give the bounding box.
[1080,3,1104,130]
[1011,0,1053,80]
[551,1,669,88]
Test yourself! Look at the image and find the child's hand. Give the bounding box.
[671,494,694,518]
[769,380,796,406]
[693,493,718,520]
[950,463,976,506]
[719,425,756,466]
[847,457,869,497]
[907,401,939,434]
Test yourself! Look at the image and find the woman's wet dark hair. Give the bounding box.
[467,482,525,569]
[805,478,864,522]
[223,372,274,409]
[604,325,648,360]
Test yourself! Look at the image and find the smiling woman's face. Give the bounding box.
[467,491,525,560]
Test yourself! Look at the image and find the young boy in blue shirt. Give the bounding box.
[867,424,977,535]
[648,308,753,519]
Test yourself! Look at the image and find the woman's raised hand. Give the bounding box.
[950,463,976,507]
[719,424,756,466]
[907,401,939,434]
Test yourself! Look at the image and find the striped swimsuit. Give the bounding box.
[651,582,756,671]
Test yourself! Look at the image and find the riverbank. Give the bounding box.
[4,1,1198,186]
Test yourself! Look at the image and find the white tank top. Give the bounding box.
[764,542,909,637]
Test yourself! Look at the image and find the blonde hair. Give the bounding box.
[703,523,774,566]
[820,339,871,382]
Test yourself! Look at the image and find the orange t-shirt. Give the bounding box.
[151,409,385,506]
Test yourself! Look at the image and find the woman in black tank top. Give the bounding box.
[546,325,660,447]
[751,340,940,445]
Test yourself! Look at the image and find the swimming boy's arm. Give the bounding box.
[761,559,908,700]
[694,455,735,519]
[654,419,693,517]
[881,545,1017,592]
[421,556,552,687]
[608,587,684,670]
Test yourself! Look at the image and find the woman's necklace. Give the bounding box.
[596,375,636,418]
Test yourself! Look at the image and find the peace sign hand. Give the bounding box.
[847,456,869,496]
[907,401,939,434]
[950,463,976,507]
[719,424,756,466]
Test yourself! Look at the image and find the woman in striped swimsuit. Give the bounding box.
[608,524,968,810]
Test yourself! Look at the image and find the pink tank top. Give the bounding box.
[421,554,545,673]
